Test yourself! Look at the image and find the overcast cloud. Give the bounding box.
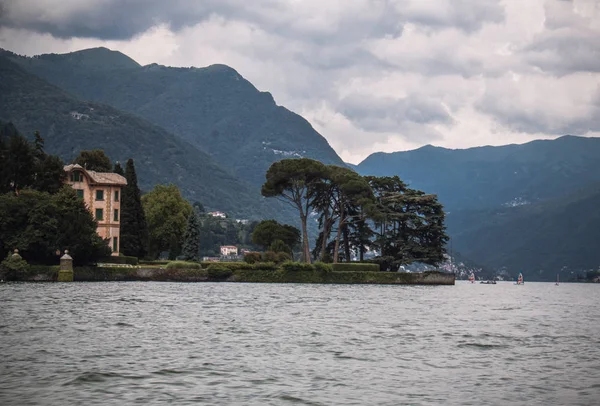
[1,0,599,163]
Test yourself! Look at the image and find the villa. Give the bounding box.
[64,164,127,255]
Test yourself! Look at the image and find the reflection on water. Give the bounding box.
[1,282,599,405]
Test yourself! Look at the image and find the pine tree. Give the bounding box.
[181,210,201,261]
[120,159,148,258]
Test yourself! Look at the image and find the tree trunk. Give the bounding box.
[333,206,345,263]
[320,216,333,262]
[300,212,311,264]
[342,223,351,262]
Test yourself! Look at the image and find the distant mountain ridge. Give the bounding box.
[356,136,600,278]
[357,136,600,211]
[5,47,346,187]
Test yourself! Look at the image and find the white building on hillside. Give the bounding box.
[220,245,238,256]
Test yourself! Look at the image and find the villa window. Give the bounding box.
[71,171,83,182]
[114,209,119,222]
[95,208,103,221]
[114,190,119,202]
[96,190,104,201]
[75,189,84,199]
[113,237,118,253]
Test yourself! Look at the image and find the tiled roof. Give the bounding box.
[64,164,127,186]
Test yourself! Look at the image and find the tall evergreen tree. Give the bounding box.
[113,162,124,176]
[181,210,201,261]
[120,159,148,258]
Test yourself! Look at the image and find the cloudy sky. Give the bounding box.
[1,0,599,163]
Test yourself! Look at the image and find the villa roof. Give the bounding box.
[64,164,127,186]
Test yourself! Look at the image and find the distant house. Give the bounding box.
[208,211,226,218]
[220,245,238,256]
[64,164,127,255]
[235,219,249,225]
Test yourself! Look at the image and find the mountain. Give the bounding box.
[447,184,600,281]
[5,47,346,187]
[0,54,273,218]
[356,138,600,278]
[357,138,600,211]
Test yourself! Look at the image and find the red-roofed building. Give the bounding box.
[64,164,127,255]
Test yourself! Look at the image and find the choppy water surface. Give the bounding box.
[1,281,599,405]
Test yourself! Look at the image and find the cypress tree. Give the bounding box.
[120,159,148,258]
[113,162,124,176]
[181,210,201,261]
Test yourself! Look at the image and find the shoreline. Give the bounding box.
[14,266,456,285]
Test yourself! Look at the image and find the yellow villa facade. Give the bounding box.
[64,164,127,255]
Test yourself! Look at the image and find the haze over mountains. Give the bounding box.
[1,46,599,279]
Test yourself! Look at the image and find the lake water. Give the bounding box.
[1,281,599,405]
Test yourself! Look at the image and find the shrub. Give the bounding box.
[367,256,396,272]
[165,261,201,270]
[261,251,278,263]
[332,263,380,272]
[252,262,278,271]
[281,261,314,272]
[0,252,30,281]
[276,252,292,263]
[269,239,292,254]
[98,255,138,265]
[244,252,262,264]
[313,262,333,274]
[207,264,233,280]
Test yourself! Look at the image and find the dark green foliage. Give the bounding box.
[113,162,124,175]
[251,219,300,251]
[98,255,138,265]
[166,261,202,270]
[0,187,110,265]
[74,149,112,172]
[281,261,315,272]
[313,262,333,274]
[367,256,397,272]
[206,264,234,280]
[367,176,448,266]
[262,158,329,262]
[142,184,192,259]
[120,159,148,258]
[331,263,380,272]
[269,239,292,254]
[244,252,262,264]
[181,210,201,261]
[0,251,29,281]
[0,121,65,195]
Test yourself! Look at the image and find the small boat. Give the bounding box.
[515,272,524,285]
[468,272,475,283]
[480,280,497,284]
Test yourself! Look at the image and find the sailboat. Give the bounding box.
[468,272,475,283]
[515,272,524,285]
[555,274,559,286]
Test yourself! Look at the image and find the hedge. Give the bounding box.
[332,263,380,272]
[98,256,138,265]
[166,261,202,270]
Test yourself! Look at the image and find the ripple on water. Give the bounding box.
[1,282,599,406]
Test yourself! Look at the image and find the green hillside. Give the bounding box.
[0,55,273,218]
[6,47,346,187]
[447,184,600,280]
